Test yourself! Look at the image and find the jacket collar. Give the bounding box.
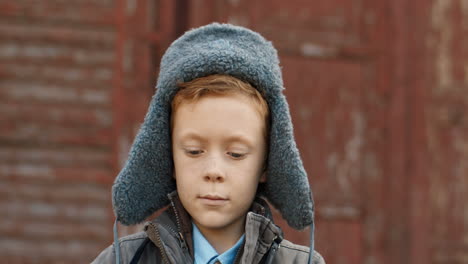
[145,191,283,263]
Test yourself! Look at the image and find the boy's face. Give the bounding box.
[172,93,266,235]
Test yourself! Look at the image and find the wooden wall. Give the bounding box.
[1,0,467,263]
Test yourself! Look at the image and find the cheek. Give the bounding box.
[244,155,266,180]
[233,163,263,189]
[175,172,197,205]
[173,159,197,192]
[174,168,195,188]
[173,153,194,180]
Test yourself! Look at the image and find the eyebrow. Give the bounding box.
[177,132,207,143]
[177,132,254,146]
[224,135,254,146]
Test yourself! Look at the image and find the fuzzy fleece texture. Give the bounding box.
[112,23,314,230]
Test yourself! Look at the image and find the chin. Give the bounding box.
[193,213,239,230]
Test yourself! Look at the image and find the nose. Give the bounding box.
[203,156,225,183]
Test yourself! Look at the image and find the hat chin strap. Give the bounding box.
[114,219,121,264]
[308,220,315,264]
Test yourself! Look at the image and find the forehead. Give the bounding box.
[172,94,265,141]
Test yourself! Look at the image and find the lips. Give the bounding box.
[198,194,229,206]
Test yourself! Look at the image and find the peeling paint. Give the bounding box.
[0,164,53,178]
[329,111,364,193]
[227,0,240,6]
[346,111,364,163]
[428,0,468,247]
[227,15,249,27]
[319,206,360,219]
[301,42,337,58]
[126,0,136,16]
[363,152,381,181]
[461,0,468,27]
[364,255,378,264]
[431,0,454,90]
[452,131,468,231]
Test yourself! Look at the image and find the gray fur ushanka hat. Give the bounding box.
[112,23,314,231]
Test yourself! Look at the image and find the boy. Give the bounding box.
[93,23,324,264]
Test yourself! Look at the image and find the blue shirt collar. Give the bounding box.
[193,223,245,264]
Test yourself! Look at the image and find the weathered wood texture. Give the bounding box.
[0,1,116,263]
[0,0,467,263]
[0,0,176,262]
[187,0,468,263]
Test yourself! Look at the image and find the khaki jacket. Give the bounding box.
[92,193,325,264]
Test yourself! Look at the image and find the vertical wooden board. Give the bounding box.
[281,56,364,208]
[279,56,365,258]
[357,0,429,262]
[426,0,468,262]
[360,60,390,264]
[315,220,363,264]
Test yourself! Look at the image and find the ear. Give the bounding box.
[259,171,267,183]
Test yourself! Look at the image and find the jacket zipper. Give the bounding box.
[169,199,183,235]
[151,221,191,264]
[153,197,188,259]
[169,198,188,251]
[162,223,188,251]
[150,223,170,264]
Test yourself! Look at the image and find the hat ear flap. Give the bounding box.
[112,95,177,226]
[264,92,314,230]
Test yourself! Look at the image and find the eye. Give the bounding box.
[185,149,204,157]
[227,152,245,159]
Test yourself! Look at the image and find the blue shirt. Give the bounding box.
[193,223,245,264]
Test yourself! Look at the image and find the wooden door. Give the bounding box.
[187,1,380,263]
[184,0,468,263]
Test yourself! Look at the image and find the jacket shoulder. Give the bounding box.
[91,232,154,264]
[274,239,325,264]
[92,209,178,264]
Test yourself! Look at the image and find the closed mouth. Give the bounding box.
[198,194,229,205]
[199,194,228,200]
